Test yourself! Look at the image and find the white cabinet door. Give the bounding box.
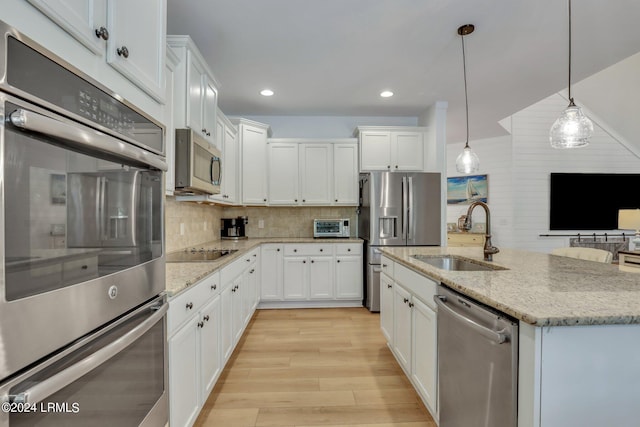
[299,144,332,205]
[268,142,299,205]
[199,295,221,405]
[392,131,424,171]
[232,275,244,344]
[309,256,333,299]
[380,273,394,343]
[283,257,308,300]
[242,265,257,325]
[411,297,437,414]
[220,283,234,362]
[106,0,165,101]
[168,316,200,427]
[360,131,391,171]
[335,256,362,299]
[186,51,205,136]
[164,47,178,195]
[241,124,269,205]
[393,284,412,372]
[261,244,283,300]
[222,124,238,202]
[27,0,107,55]
[202,78,218,146]
[333,143,358,205]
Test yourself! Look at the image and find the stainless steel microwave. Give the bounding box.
[174,128,221,195]
[314,219,351,238]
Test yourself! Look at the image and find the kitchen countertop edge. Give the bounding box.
[378,246,640,327]
[165,237,362,298]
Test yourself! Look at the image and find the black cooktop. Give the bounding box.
[166,249,238,263]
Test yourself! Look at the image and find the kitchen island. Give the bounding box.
[380,246,640,427]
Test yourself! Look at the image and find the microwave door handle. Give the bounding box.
[9,109,167,172]
[9,303,168,405]
[212,156,222,185]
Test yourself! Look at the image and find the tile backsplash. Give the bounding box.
[165,197,358,251]
[222,206,358,238]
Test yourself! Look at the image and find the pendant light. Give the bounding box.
[455,24,480,174]
[550,0,593,148]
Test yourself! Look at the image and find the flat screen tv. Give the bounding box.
[549,173,640,230]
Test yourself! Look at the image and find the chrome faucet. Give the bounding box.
[463,201,499,261]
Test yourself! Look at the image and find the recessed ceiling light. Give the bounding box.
[260,89,274,97]
[380,90,394,98]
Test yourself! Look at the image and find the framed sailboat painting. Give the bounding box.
[447,174,488,204]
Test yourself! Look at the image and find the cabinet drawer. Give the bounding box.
[168,279,211,336]
[394,262,438,310]
[284,244,334,256]
[335,243,362,256]
[381,256,394,278]
[221,255,249,283]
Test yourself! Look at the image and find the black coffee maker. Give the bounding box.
[221,216,248,240]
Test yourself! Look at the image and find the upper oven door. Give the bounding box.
[0,93,166,382]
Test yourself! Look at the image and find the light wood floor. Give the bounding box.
[194,307,436,427]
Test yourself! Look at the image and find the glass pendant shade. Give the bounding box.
[455,144,480,174]
[549,101,594,149]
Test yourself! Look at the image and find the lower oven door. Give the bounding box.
[0,295,168,427]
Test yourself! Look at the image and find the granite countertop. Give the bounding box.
[379,246,640,327]
[165,237,362,297]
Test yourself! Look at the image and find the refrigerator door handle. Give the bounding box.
[402,176,407,239]
[408,176,414,239]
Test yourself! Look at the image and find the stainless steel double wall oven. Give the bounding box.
[0,21,168,426]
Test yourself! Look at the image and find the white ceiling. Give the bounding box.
[167,0,640,144]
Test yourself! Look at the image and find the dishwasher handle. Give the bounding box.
[434,295,508,344]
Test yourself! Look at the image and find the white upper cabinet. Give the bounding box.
[357,127,427,172]
[333,142,358,205]
[29,0,167,102]
[268,142,299,205]
[235,119,272,205]
[210,111,238,203]
[167,36,220,147]
[299,143,332,205]
[27,0,107,55]
[164,45,179,195]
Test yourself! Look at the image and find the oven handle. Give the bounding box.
[10,302,167,405]
[9,108,167,172]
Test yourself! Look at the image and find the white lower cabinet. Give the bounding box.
[168,272,221,427]
[393,283,412,371]
[380,259,438,420]
[411,297,437,412]
[266,242,362,307]
[261,244,283,300]
[169,250,258,427]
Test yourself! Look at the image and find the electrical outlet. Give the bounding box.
[258,219,264,229]
[180,223,185,235]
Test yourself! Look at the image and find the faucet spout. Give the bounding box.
[463,201,499,261]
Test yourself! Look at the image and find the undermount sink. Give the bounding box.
[411,255,507,272]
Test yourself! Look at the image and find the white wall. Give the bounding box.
[239,115,418,138]
[448,93,640,253]
[447,135,514,248]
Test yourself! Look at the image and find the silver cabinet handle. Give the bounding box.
[434,295,508,344]
[95,26,109,40]
[10,302,167,404]
[8,109,167,171]
[116,46,129,58]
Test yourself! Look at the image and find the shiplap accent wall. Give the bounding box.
[448,92,640,253]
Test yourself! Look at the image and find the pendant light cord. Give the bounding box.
[567,0,574,104]
[461,33,470,149]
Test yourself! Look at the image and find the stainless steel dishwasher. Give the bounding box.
[434,285,518,427]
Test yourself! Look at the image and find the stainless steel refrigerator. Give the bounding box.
[358,172,441,311]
